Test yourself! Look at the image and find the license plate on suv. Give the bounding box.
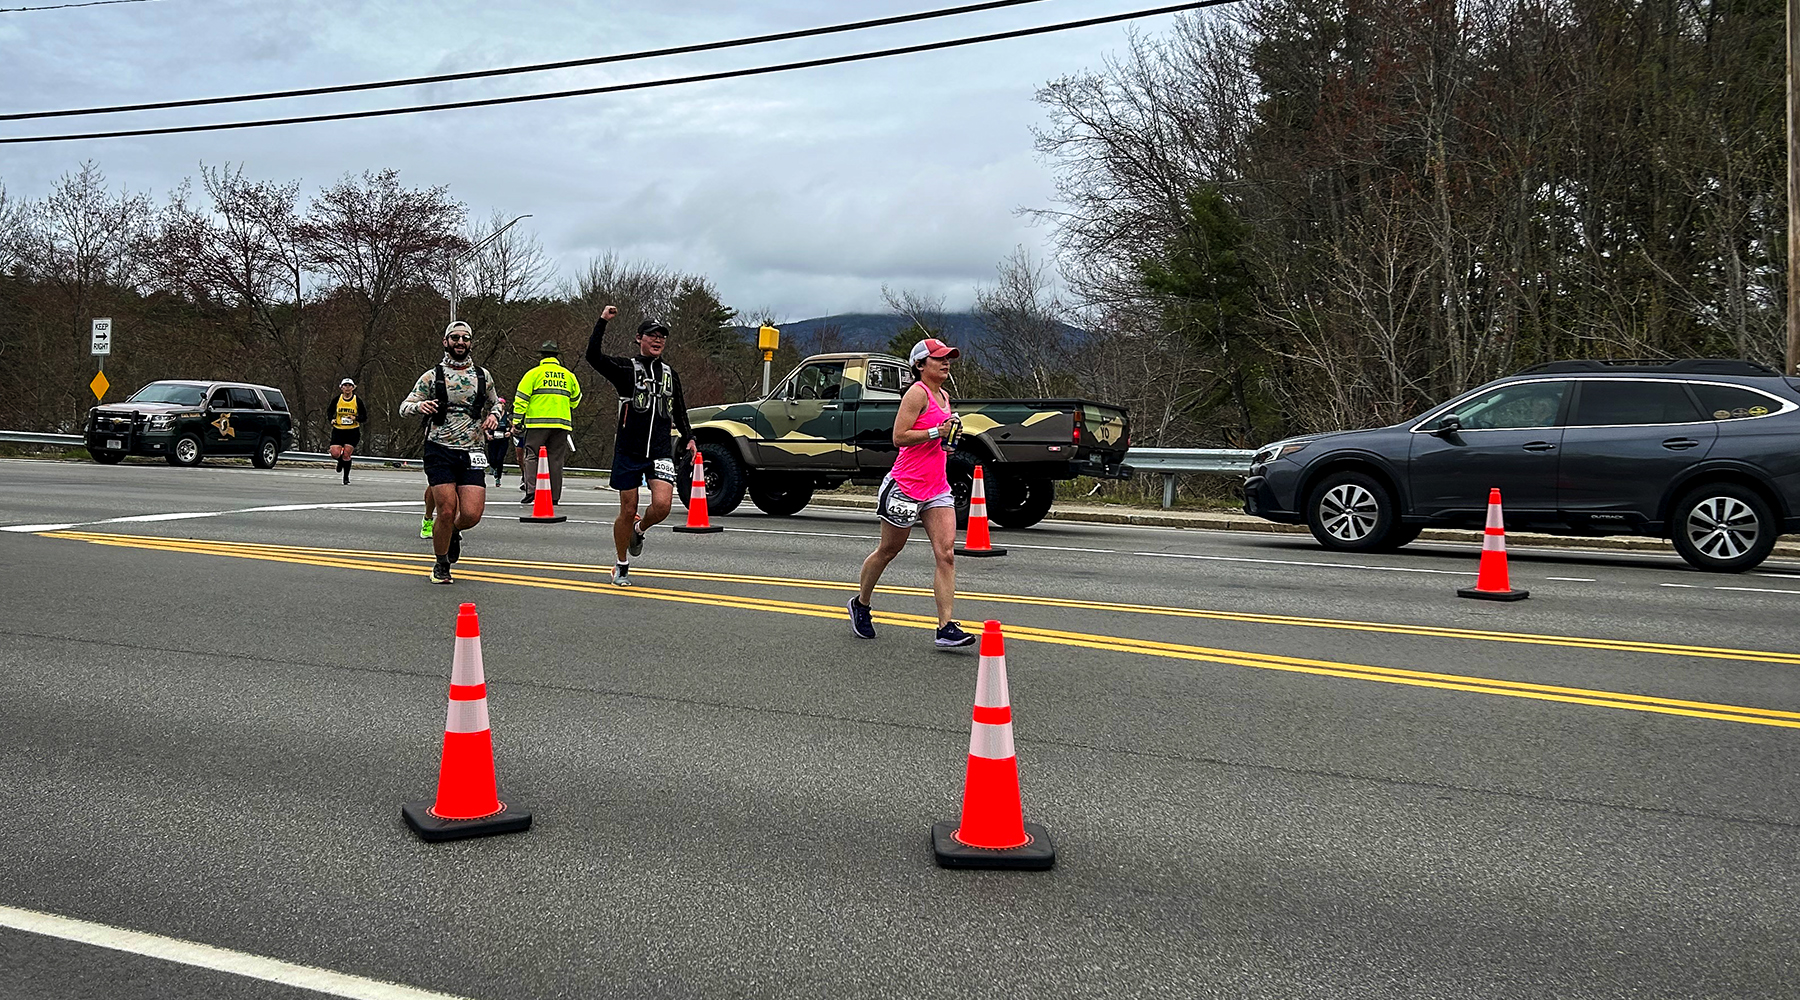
[107,439,123,450]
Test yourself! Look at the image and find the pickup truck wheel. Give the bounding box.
[947,458,975,529]
[679,443,746,516]
[167,434,204,467]
[749,475,814,516]
[89,448,126,465]
[987,476,1054,529]
[251,436,280,469]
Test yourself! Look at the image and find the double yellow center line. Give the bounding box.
[42,530,1800,730]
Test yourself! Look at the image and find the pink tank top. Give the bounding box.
[890,384,953,498]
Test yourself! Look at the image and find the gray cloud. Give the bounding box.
[1,1,1180,316]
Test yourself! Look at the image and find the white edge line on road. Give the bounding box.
[1660,583,1697,588]
[0,501,417,532]
[1542,577,1597,582]
[0,904,475,1000]
[1714,585,1800,596]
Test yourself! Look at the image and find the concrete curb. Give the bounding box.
[804,493,1800,559]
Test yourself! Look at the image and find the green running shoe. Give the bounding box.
[420,517,433,539]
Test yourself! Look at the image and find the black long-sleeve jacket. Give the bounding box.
[585,316,693,460]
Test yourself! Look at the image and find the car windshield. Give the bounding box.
[126,383,206,406]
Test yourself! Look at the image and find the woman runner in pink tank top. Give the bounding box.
[846,338,978,648]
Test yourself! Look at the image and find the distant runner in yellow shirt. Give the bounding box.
[328,378,367,486]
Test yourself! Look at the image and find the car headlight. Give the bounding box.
[148,414,176,430]
[1253,442,1309,465]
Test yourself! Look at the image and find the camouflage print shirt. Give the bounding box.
[398,356,503,451]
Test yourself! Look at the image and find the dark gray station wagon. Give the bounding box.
[1243,360,1800,572]
[86,380,294,468]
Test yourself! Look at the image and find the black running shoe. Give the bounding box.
[934,621,976,648]
[519,494,533,504]
[430,560,453,585]
[847,597,875,640]
[447,530,462,564]
[611,562,632,587]
[629,526,646,558]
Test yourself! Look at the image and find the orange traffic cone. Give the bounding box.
[1457,488,1529,602]
[932,620,1055,869]
[519,446,566,524]
[955,465,1007,558]
[402,603,532,841]
[672,451,724,534]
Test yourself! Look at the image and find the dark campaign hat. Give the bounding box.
[537,340,560,356]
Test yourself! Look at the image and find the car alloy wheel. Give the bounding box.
[1319,482,1380,542]
[1684,495,1759,561]
[175,437,200,465]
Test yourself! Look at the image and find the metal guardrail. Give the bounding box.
[5,430,1251,507]
[0,430,83,447]
[1123,447,1255,507]
[0,430,608,473]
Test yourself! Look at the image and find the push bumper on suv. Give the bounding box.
[85,411,174,457]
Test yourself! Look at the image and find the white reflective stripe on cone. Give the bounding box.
[451,635,485,687]
[445,697,491,735]
[1482,531,1507,552]
[968,720,1016,760]
[973,654,1010,708]
[971,501,987,516]
[1486,501,1504,530]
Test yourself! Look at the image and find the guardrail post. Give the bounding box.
[1162,473,1176,509]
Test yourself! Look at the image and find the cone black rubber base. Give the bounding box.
[518,514,567,523]
[1457,586,1529,601]
[955,545,1007,557]
[672,524,724,533]
[931,820,1056,870]
[402,800,532,842]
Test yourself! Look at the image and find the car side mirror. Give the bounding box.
[1431,414,1462,437]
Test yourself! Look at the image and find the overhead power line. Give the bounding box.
[0,0,1231,144]
[1,0,1057,122]
[1,0,161,11]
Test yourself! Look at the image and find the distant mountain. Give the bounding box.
[734,313,1084,356]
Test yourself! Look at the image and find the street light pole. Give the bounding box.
[448,213,532,324]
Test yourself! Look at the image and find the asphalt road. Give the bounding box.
[1,457,1796,999]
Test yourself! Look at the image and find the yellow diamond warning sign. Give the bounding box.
[90,370,109,401]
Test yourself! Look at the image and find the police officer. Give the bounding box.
[328,377,367,485]
[513,341,582,504]
[586,306,696,587]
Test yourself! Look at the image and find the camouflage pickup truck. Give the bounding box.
[680,352,1131,527]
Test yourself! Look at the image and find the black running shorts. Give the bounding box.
[610,452,678,492]
[423,440,488,488]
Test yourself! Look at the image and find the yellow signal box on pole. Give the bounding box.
[758,324,780,397]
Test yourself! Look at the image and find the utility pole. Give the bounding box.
[1789,0,1799,373]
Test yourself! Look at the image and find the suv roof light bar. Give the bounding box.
[1517,358,1782,376]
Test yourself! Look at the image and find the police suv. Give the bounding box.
[86,380,295,468]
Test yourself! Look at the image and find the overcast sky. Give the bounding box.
[1,0,1188,319]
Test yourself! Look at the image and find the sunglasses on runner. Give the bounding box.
[446,333,472,343]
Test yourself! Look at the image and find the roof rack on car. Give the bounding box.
[1517,358,1782,376]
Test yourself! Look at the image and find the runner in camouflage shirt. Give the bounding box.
[399,321,504,584]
